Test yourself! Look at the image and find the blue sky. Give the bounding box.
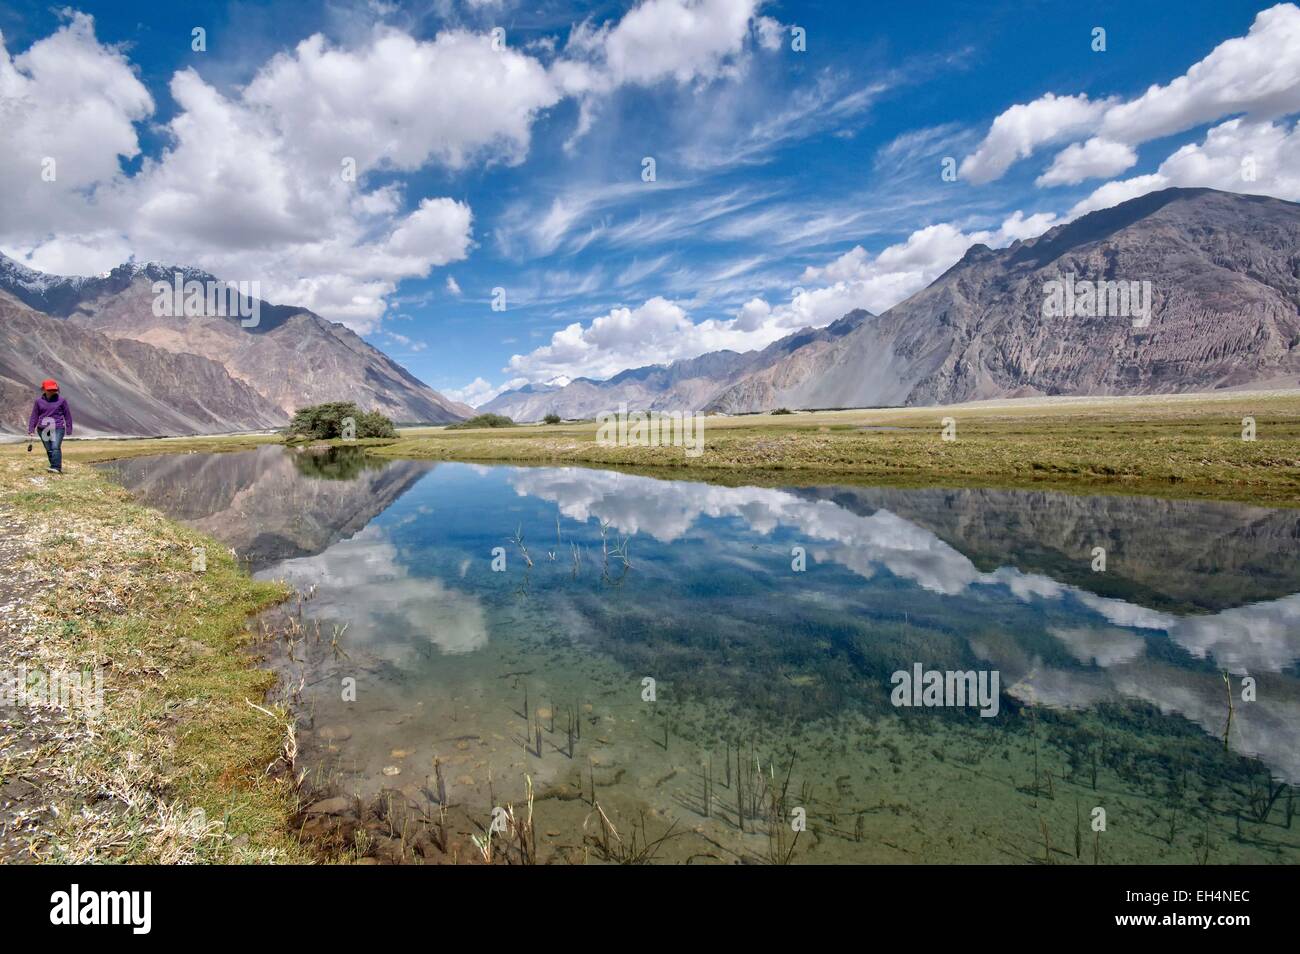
[1,0,1297,405]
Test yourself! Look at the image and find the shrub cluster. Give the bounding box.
[446,413,516,430]
[286,401,397,439]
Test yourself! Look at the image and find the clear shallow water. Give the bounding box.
[103,446,1300,863]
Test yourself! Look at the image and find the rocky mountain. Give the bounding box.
[706,188,1300,412]
[0,290,288,436]
[481,308,873,421]
[0,255,473,434]
[481,350,747,420]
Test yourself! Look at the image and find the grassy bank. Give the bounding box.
[0,440,310,862]
[373,390,1300,506]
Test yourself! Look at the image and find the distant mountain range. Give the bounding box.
[485,188,1300,421]
[481,308,874,420]
[0,255,472,436]
[7,188,1295,436]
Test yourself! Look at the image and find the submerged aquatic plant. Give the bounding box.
[584,801,680,864]
[763,754,801,865]
[1221,671,1234,750]
[510,524,534,568]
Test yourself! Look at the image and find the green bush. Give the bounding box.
[446,413,516,430]
[770,407,794,415]
[543,413,562,425]
[286,402,397,440]
[355,410,398,438]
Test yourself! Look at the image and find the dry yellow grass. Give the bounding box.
[0,443,311,863]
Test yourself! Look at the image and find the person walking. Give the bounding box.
[27,378,73,474]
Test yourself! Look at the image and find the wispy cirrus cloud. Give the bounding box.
[500,205,1059,384]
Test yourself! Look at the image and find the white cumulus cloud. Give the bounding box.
[959,93,1109,185]
[966,4,1300,185]
[0,2,785,333]
[1068,117,1300,217]
[1036,138,1138,186]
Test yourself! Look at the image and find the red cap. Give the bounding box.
[41,379,58,391]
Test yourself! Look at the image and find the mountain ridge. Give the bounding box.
[706,188,1300,412]
[0,253,473,433]
[489,188,1300,421]
[480,308,874,420]
[0,288,290,436]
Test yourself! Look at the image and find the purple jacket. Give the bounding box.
[28,395,73,435]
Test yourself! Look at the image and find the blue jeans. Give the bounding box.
[40,426,64,471]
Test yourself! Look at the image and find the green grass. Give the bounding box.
[0,445,311,863]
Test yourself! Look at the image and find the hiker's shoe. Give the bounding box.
[47,467,60,474]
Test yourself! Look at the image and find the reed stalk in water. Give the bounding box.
[1222,671,1234,750]
[736,747,745,832]
[503,776,536,865]
[434,757,447,805]
[764,754,800,864]
[1030,708,1040,800]
[510,525,533,568]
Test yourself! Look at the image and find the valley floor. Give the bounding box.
[0,390,1296,863]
